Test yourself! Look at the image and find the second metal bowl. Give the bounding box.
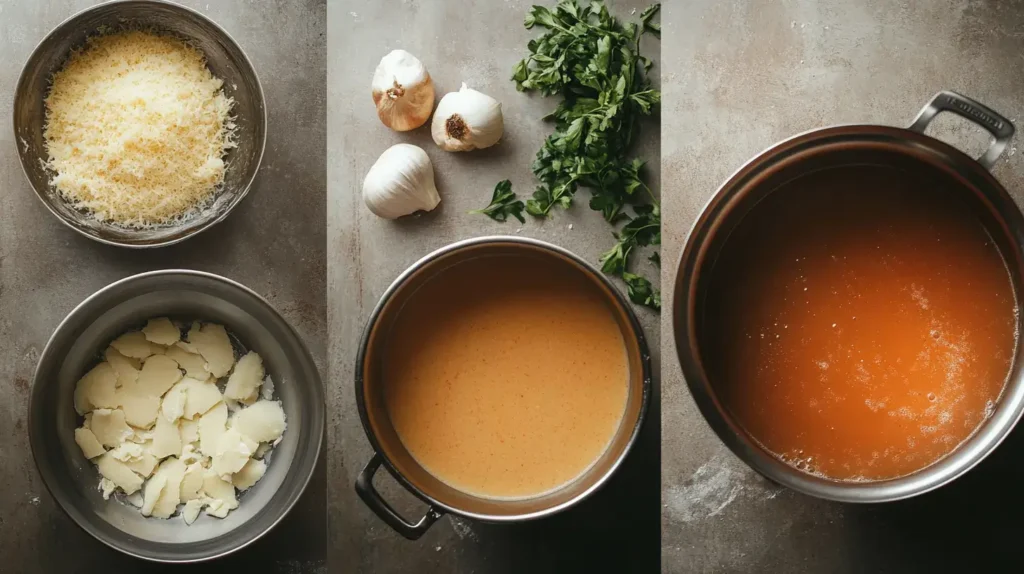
[29,270,324,562]
[12,0,267,248]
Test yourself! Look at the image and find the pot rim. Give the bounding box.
[12,0,268,249]
[673,119,1024,503]
[28,269,325,563]
[355,235,653,522]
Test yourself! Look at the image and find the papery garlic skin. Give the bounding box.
[363,144,441,219]
[372,50,435,132]
[431,83,504,151]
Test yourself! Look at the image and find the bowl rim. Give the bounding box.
[354,235,653,523]
[28,269,325,563]
[12,0,268,249]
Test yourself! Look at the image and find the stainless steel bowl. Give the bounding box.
[13,0,267,248]
[29,270,324,562]
[674,91,1023,502]
[355,237,652,539]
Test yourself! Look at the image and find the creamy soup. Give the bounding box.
[704,166,1017,481]
[382,254,628,499]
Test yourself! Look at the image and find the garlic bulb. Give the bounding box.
[363,144,440,219]
[371,50,435,132]
[431,83,504,152]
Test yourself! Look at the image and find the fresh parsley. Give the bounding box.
[471,180,526,223]
[505,0,662,310]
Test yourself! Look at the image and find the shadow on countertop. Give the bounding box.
[845,420,1024,573]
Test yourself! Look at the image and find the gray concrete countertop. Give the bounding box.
[662,1,1024,572]
[327,0,661,572]
[0,1,326,572]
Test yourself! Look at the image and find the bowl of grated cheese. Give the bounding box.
[29,270,324,562]
[13,0,266,248]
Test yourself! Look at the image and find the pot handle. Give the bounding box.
[355,452,444,540]
[908,91,1015,171]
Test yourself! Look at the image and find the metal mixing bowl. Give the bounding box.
[29,270,324,562]
[674,91,1022,502]
[12,0,267,248]
[355,237,652,539]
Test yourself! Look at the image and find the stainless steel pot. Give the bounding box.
[13,0,267,248]
[29,270,324,562]
[673,91,1023,503]
[355,237,652,539]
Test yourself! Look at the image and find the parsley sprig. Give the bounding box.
[507,0,662,310]
[470,180,526,223]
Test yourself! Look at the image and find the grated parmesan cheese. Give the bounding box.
[43,31,236,228]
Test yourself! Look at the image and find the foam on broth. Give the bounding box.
[704,165,1017,481]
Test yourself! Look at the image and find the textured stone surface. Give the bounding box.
[662,1,1024,572]
[327,0,661,572]
[0,1,326,572]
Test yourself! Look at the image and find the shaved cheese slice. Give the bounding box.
[198,402,228,455]
[183,499,204,525]
[116,383,161,428]
[180,418,200,445]
[151,457,187,519]
[109,439,157,476]
[162,382,187,422]
[141,472,166,517]
[74,427,106,459]
[188,323,234,378]
[96,453,143,495]
[224,351,264,404]
[231,400,287,444]
[181,377,223,419]
[212,428,257,478]
[74,362,119,415]
[90,409,133,447]
[202,470,238,518]
[149,413,181,459]
[181,443,203,465]
[176,340,200,354]
[180,462,205,501]
[137,355,183,397]
[110,331,154,359]
[233,458,267,491]
[165,345,209,379]
[125,450,159,478]
[142,317,180,346]
[109,441,144,462]
[105,347,140,385]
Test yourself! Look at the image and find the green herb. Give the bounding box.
[623,271,660,309]
[599,203,660,309]
[640,4,661,37]
[471,180,526,224]
[506,0,662,310]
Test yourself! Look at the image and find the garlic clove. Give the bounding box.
[431,83,504,152]
[372,50,436,132]
[363,143,441,219]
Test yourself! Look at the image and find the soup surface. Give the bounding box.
[704,166,1017,481]
[383,254,628,499]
